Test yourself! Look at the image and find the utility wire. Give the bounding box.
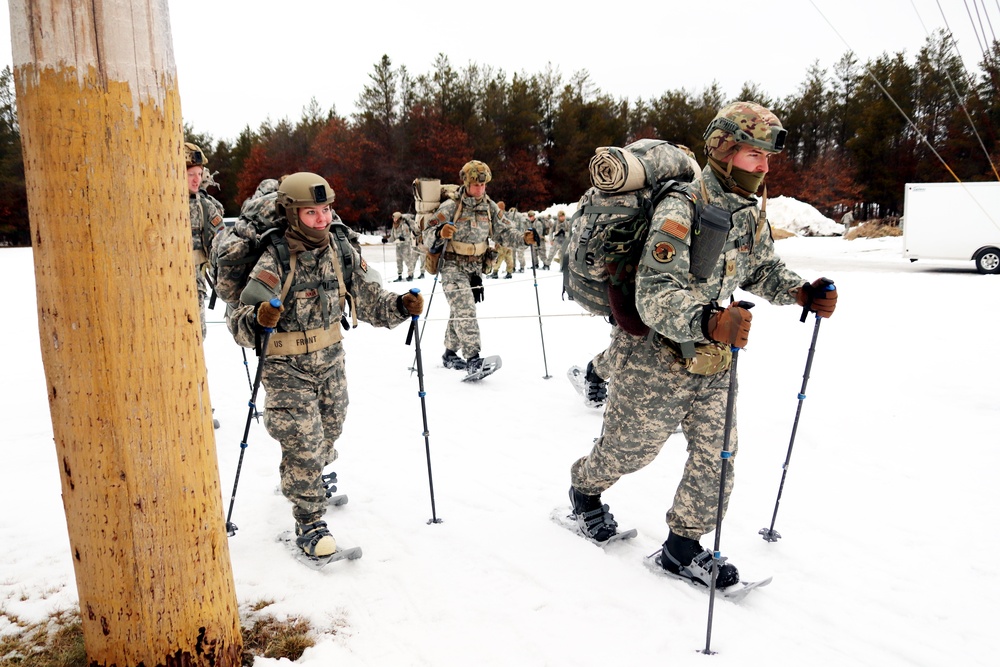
[914,0,1000,180]
[809,0,962,182]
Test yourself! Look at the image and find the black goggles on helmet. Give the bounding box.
[704,117,787,153]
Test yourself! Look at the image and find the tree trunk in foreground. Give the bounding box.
[9,1,242,664]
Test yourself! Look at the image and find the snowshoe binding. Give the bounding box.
[321,471,348,506]
[567,486,634,544]
[659,531,739,588]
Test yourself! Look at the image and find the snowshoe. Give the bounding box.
[568,486,622,542]
[462,354,501,382]
[643,550,771,602]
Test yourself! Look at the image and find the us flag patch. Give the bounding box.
[256,270,280,289]
[660,218,689,239]
[359,257,368,272]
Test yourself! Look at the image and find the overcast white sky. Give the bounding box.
[1,0,996,142]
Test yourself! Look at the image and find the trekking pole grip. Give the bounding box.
[799,278,835,323]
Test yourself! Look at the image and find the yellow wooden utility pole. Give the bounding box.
[9,1,243,664]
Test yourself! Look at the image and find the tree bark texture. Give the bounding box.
[9,1,243,665]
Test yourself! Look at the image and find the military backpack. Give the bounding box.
[563,139,700,335]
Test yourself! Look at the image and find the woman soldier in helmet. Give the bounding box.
[228,173,423,559]
[565,102,838,588]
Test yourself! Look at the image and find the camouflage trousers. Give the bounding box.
[262,344,349,524]
[439,256,482,358]
[570,329,737,540]
[396,242,418,278]
[546,234,567,266]
[514,246,527,270]
[490,245,514,275]
[195,266,208,339]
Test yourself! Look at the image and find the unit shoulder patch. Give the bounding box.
[652,241,676,264]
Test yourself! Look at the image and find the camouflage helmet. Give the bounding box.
[184,142,207,168]
[703,101,786,161]
[276,172,335,223]
[460,160,492,187]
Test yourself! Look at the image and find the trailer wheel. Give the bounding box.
[974,247,1000,274]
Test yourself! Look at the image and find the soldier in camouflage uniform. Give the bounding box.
[228,173,423,558]
[546,209,571,269]
[403,213,426,279]
[507,207,528,273]
[525,210,547,269]
[423,160,538,376]
[388,211,418,281]
[567,102,838,588]
[186,142,225,338]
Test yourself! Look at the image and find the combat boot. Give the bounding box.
[393,275,404,282]
[569,486,619,542]
[442,349,467,370]
[295,519,337,558]
[660,531,739,588]
[465,354,483,377]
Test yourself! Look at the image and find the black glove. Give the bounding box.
[381,236,388,244]
[470,273,485,303]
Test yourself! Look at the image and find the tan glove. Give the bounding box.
[796,278,838,318]
[524,229,541,245]
[439,223,456,240]
[256,301,283,329]
[706,303,753,348]
[399,292,424,316]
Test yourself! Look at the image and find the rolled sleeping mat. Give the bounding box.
[589,146,647,193]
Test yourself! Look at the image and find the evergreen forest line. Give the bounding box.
[1,30,998,245]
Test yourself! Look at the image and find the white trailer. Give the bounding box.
[903,181,1000,274]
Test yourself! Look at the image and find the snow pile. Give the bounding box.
[767,196,843,237]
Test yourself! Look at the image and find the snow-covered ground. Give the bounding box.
[2,231,997,666]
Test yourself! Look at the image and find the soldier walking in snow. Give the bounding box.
[227,173,423,559]
[185,142,225,338]
[422,160,537,376]
[566,102,838,589]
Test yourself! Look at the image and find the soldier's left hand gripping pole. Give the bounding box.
[528,233,551,379]
[759,278,835,543]
[703,299,754,656]
[406,288,443,524]
[225,297,281,537]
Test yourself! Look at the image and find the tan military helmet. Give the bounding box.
[392,211,402,221]
[703,101,786,161]
[460,160,492,186]
[184,142,208,168]
[276,172,335,224]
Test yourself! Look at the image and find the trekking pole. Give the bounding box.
[409,272,439,375]
[759,278,835,543]
[528,238,551,379]
[225,297,280,537]
[703,300,753,656]
[405,287,443,524]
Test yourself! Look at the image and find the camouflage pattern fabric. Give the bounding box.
[189,190,225,337]
[423,191,524,357]
[571,167,805,540]
[491,245,514,275]
[704,101,784,162]
[546,213,571,266]
[228,240,408,524]
[392,217,418,277]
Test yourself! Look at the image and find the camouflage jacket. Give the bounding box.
[636,169,804,345]
[229,242,408,355]
[423,193,525,267]
[190,190,225,254]
[391,218,415,245]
